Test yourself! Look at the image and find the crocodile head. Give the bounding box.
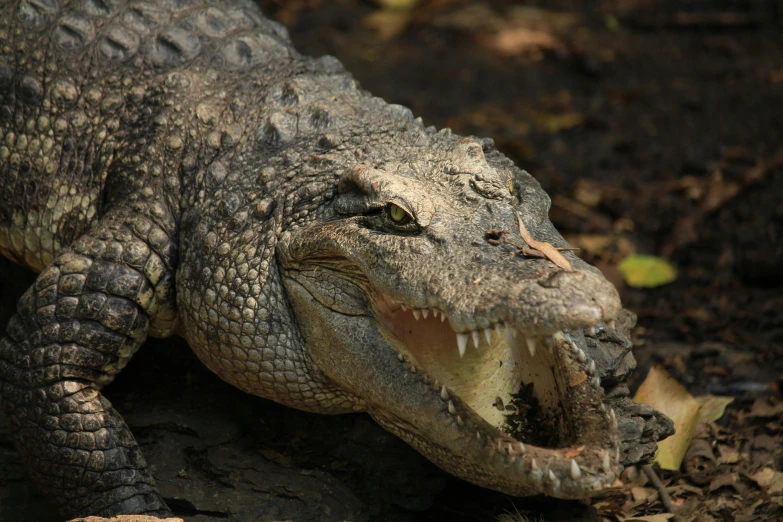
[277,130,624,498]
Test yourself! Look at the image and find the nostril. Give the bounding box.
[537,270,584,289]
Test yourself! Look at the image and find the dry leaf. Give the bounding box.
[631,486,656,502]
[370,0,418,9]
[708,472,740,492]
[516,212,572,271]
[750,468,783,495]
[696,395,734,423]
[717,445,740,464]
[748,398,783,418]
[488,28,560,56]
[634,366,701,470]
[620,514,673,522]
[536,111,584,134]
[364,10,413,40]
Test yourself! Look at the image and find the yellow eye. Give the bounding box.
[388,203,410,224]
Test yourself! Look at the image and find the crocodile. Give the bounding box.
[0,0,672,518]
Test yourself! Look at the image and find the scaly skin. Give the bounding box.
[0,0,673,518]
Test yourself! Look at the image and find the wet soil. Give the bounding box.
[2,0,782,521]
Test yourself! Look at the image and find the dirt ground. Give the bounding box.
[1,0,782,521]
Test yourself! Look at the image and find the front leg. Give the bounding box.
[0,208,177,518]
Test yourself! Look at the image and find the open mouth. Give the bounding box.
[373,300,622,497]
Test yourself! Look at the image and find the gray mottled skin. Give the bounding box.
[0,0,673,518]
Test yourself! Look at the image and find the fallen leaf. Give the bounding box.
[748,398,783,418]
[750,468,783,495]
[537,111,584,134]
[516,212,572,271]
[564,233,636,263]
[370,0,418,9]
[753,434,778,451]
[618,254,677,288]
[708,472,740,492]
[634,366,700,470]
[620,514,673,522]
[364,9,413,40]
[574,178,604,207]
[696,395,734,423]
[488,28,561,56]
[631,486,656,502]
[717,445,740,464]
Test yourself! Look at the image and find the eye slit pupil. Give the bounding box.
[388,203,408,224]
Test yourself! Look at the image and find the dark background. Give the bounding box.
[2,1,782,520]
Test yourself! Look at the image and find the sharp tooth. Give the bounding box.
[526,337,536,357]
[603,452,611,471]
[432,309,439,319]
[587,360,596,375]
[495,323,503,337]
[576,348,586,362]
[412,309,421,320]
[592,376,601,388]
[476,431,481,440]
[448,400,456,415]
[484,328,493,344]
[548,470,556,482]
[518,442,526,454]
[440,386,449,401]
[507,443,513,454]
[530,459,539,472]
[608,319,616,330]
[570,459,581,480]
[457,334,468,357]
[587,325,596,336]
[397,353,404,361]
[609,408,617,426]
[422,309,429,319]
[456,415,463,425]
[401,304,407,311]
[441,313,446,322]
[471,330,480,349]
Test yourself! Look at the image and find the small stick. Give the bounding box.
[642,464,685,522]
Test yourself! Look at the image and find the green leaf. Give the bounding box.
[618,254,677,288]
